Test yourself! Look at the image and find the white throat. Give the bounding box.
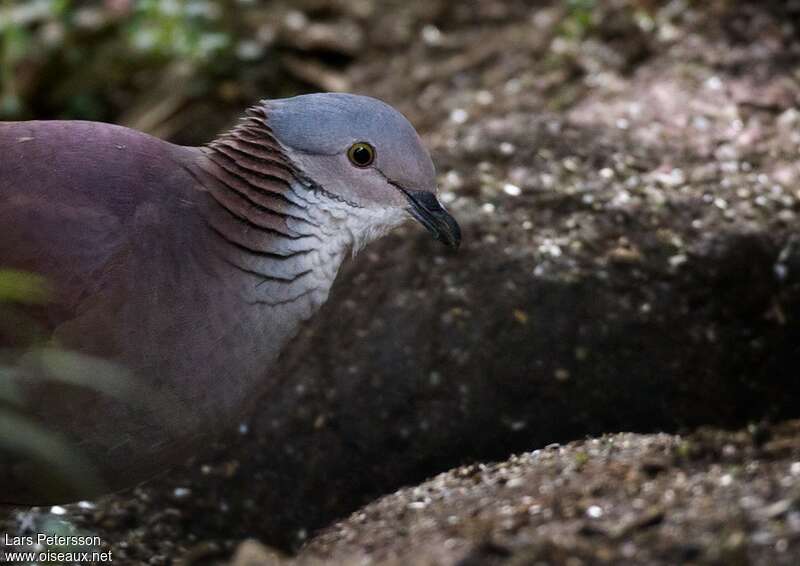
[226,181,408,319]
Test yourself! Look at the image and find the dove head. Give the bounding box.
[262,93,460,249]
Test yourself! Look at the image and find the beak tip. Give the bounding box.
[404,189,462,251]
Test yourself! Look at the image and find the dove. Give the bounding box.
[0,93,460,504]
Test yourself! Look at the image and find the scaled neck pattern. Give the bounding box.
[198,105,371,320]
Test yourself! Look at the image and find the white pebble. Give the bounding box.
[476,90,494,105]
[587,505,604,518]
[421,25,443,45]
[499,142,516,155]
[173,487,192,498]
[450,109,469,124]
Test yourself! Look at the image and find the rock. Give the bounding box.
[230,540,287,566]
[293,421,800,565]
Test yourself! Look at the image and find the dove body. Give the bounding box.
[0,94,459,504]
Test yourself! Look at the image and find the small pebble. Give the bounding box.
[587,505,604,518]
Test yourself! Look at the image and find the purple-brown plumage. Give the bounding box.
[0,94,460,504]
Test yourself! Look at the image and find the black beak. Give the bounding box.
[404,190,461,250]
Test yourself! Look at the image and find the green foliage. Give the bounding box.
[0,269,52,303]
[562,0,597,38]
[0,0,235,121]
[0,267,188,500]
[128,0,230,60]
[0,269,126,499]
[0,366,22,405]
[0,409,107,499]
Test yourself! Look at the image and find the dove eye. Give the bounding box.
[347,142,376,168]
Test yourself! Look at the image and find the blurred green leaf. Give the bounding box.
[563,0,597,38]
[0,366,23,405]
[31,348,138,400]
[0,409,106,498]
[24,348,189,436]
[0,269,52,304]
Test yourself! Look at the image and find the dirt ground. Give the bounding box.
[243,420,800,565]
[2,0,800,564]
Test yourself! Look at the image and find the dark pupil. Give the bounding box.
[353,146,371,165]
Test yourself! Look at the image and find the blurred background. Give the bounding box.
[0,0,670,141]
[2,0,800,564]
[1,0,372,140]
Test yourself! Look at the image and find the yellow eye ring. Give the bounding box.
[347,142,376,168]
